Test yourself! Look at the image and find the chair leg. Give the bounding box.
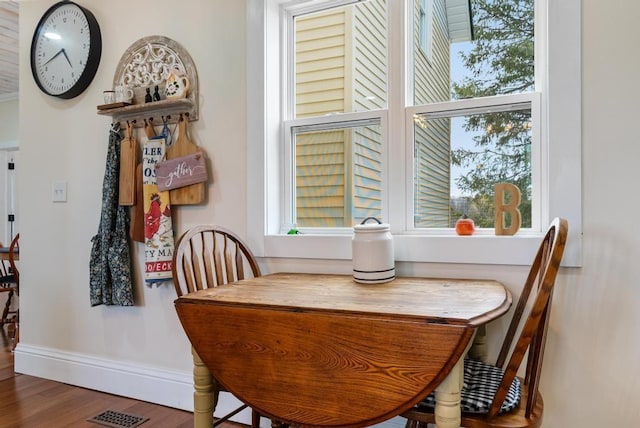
[1,290,13,327]
[10,322,18,351]
[10,310,18,351]
[251,409,260,428]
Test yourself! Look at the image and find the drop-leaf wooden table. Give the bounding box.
[175,272,512,428]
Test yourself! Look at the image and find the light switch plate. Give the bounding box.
[52,181,67,202]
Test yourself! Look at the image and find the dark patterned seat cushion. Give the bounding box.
[0,274,15,284]
[419,358,521,414]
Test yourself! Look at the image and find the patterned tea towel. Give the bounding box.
[142,136,175,285]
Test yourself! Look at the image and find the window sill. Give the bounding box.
[264,233,542,265]
[263,232,581,267]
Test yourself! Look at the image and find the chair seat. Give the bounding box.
[1,274,16,284]
[404,387,542,428]
[418,358,521,414]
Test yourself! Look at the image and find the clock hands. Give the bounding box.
[42,48,73,68]
[61,49,73,68]
[42,49,62,66]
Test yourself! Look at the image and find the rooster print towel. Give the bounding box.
[142,136,174,284]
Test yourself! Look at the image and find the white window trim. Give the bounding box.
[247,0,582,267]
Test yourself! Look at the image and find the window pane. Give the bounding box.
[413,0,534,104]
[294,0,387,119]
[293,121,383,227]
[413,107,532,228]
[418,0,432,60]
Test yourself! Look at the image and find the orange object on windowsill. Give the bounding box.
[455,216,475,236]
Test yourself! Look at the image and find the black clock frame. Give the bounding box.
[30,0,102,99]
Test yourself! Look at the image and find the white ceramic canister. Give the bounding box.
[352,217,395,283]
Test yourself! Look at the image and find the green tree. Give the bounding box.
[451,0,534,228]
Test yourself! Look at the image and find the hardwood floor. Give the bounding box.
[0,325,240,428]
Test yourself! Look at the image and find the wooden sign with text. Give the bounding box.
[155,151,208,192]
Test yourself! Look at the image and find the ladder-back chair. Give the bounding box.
[401,218,568,428]
[172,225,266,428]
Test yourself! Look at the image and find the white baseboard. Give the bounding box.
[13,343,255,425]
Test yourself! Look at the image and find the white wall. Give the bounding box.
[541,1,640,425]
[15,0,251,418]
[0,98,18,149]
[13,0,640,427]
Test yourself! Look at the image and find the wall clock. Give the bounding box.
[30,1,102,99]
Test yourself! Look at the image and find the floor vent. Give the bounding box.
[87,410,149,428]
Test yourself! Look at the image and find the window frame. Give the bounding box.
[246,0,582,266]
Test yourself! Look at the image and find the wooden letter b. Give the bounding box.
[494,183,521,236]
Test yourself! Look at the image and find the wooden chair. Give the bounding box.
[0,255,17,327]
[172,225,270,428]
[0,234,19,349]
[401,218,568,428]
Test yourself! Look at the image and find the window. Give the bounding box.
[411,97,538,230]
[247,0,582,266]
[418,0,433,60]
[288,118,383,228]
[410,0,538,232]
[285,1,388,230]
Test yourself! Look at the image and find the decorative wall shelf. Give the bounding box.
[97,98,193,124]
[97,35,198,127]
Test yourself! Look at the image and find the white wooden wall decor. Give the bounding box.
[105,35,199,125]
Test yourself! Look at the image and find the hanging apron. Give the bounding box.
[142,134,175,284]
[89,124,134,306]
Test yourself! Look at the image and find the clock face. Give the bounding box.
[30,1,101,99]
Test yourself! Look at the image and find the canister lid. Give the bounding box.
[353,217,390,232]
